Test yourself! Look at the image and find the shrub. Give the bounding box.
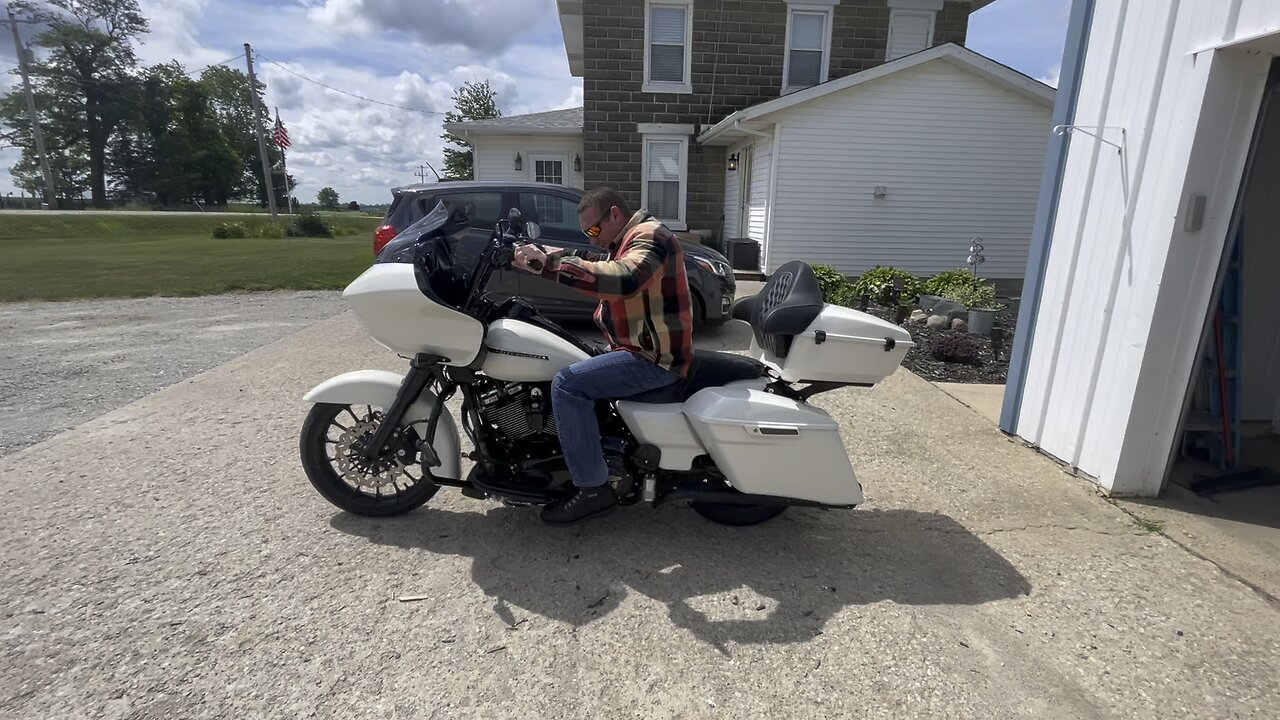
[257,222,285,239]
[810,263,856,304]
[287,212,334,238]
[211,222,248,239]
[851,266,921,305]
[931,335,981,365]
[943,282,999,309]
[922,268,978,297]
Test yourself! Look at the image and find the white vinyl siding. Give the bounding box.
[469,135,585,188]
[1013,0,1280,495]
[766,60,1049,278]
[887,9,934,60]
[641,133,688,230]
[783,7,832,93]
[643,0,693,94]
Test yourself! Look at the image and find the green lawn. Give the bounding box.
[0,213,380,302]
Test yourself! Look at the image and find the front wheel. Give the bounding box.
[300,402,439,516]
[691,502,786,526]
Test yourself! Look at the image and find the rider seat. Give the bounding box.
[624,350,767,404]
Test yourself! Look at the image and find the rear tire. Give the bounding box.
[691,502,786,526]
[300,402,439,517]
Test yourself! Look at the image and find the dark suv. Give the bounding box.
[371,181,735,329]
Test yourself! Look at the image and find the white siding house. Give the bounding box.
[1002,0,1280,497]
[698,43,1055,279]
[443,108,584,188]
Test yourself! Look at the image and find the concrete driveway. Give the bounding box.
[2,309,1279,718]
[0,293,347,457]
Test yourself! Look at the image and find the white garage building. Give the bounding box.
[1002,0,1280,497]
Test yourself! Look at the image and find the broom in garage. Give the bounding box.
[1190,311,1280,496]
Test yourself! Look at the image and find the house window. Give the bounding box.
[643,0,693,94]
[641,134,688,230]
[533,159,563,185]
[783,5,833,93]
[887,9,935,60]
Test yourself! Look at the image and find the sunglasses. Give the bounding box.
[582,206,615,238]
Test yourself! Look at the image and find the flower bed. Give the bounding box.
[861,303,1018,384]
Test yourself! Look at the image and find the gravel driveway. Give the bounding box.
[0,292,347,457]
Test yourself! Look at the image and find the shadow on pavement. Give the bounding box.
[330,506,1030,651]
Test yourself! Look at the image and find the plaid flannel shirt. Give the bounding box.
[540,210,694,377]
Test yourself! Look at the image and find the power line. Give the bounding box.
[254,52,442,115]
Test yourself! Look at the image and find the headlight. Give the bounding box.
[691,256,731,277]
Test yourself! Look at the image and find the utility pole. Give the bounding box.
[6,5,56,210]
[416,162,440,183]
[244,43,278,221]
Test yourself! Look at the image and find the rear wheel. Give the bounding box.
[691,502,786,526]
[300,402,439,516]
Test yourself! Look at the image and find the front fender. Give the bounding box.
[304,370,461,480]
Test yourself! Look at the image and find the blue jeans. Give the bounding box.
[552,350,679,488]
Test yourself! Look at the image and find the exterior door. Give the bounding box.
[528,153,569,186]
[737,146,754,238]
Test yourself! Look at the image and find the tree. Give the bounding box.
[440,80,500,180]
[1,0,149,207]
[317,186,339,210]
[346,200,360,211]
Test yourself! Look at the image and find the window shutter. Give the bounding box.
[888,11,933,60]
[649,6,687,83]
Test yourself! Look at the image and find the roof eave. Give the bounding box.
[557,0,584,78]
[441,124,583,136]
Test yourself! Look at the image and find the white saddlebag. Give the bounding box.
[682,387,863,506]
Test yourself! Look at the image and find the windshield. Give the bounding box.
[374,200,455,263]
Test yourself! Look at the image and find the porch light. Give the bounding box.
[574,154,582,172]
[728,152,739,171]
[514,152,522,171]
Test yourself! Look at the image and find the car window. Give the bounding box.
[519,192,581,237]
[417,192,504,230]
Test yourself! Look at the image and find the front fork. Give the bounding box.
[362,353,448,468]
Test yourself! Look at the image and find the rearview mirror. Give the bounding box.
[526,222,541,241]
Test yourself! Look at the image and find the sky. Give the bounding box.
[0,0,1069,205]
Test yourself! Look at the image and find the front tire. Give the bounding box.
[691,502,786,526]
[300,402,439,517]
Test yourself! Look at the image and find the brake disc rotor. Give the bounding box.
[334,416,411,492]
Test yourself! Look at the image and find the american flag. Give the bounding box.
[273,115,291,150]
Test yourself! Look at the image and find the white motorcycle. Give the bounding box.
[299,204,913,526]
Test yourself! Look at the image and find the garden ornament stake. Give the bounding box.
[967,238,985,279]
[990,326,1005,361]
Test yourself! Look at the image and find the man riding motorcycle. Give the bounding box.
[511,187,694,525]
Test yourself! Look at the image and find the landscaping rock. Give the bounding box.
[926,315,949,329]
[951,318,968,332]
[910,309,928,324]
[931,299,968,321]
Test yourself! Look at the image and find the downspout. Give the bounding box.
[998,0,1098,434]
[734,118,774,271]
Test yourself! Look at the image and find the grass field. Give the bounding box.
[0,213,381,302]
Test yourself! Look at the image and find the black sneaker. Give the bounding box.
[541,485,618,526]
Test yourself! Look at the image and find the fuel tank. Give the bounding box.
[480,319,590,382]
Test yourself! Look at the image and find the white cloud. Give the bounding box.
[0,0,580,204]
[304,0,556,56]
[1038,63,1061,88]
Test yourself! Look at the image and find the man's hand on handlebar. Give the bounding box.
[512,244,550,273]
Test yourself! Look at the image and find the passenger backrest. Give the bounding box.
[745,260,825,359]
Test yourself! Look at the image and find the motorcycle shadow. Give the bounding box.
[329,504,1030,650]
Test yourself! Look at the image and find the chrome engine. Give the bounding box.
[476,381,558,441]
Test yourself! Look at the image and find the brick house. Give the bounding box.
[445,1,1054,279]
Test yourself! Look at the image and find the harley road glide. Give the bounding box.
[299,203,913,526]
